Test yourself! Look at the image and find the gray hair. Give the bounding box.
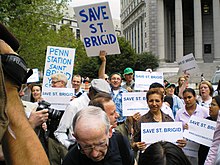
[72,106,110,136]
[51,73,68,85]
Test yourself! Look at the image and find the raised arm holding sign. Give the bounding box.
[74,2,120,56]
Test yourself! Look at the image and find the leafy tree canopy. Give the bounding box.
[0,1,159,78]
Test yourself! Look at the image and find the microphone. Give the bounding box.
[0,23,20,51]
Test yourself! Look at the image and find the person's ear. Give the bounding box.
[108,125,113,138]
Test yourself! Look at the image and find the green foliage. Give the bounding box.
[135,52,159,71]
[0,1,159,78]
[64,36,159,78]
[0,0,69,71]
[105,37,137,75]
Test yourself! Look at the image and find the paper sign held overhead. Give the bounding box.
[42,46,75,88]
[134,71,164,91]
[177,53,199,75]
[74,2,120,57]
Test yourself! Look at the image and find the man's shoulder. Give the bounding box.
[62,145,80,165]
[69,93,89,106]
[119,87,128,93]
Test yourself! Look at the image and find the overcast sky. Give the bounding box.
[68,0,120,20]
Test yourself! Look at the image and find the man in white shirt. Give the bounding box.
[54,79,111,149]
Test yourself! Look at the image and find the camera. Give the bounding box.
[36,100,63,120]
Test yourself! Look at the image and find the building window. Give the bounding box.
[76,29,80,39]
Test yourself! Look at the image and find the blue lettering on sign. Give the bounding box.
[151,75,162,79]
[49,48,69,57]
[47,56,72,65]
[136,75,144,78]
[89,24,97,33]
[136,97,141,101]
[79,6,109,23]
[42,92,51,96]
[189,120,200,126]
[164,128,181,132]
[45,70,71,80]
[49,64,67,71]
[59,92,74,96]
[207,125,215,131]
[124,97,134,101]
[84,34,116,47]
[143,128,155,134]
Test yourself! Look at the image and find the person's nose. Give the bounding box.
[90,148,99,158]
[115,112,119,119]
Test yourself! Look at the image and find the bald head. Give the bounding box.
[73,106,110,139]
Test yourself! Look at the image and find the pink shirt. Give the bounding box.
[205,112,220,164]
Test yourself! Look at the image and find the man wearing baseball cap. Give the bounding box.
[54,79,111,152]
[122,67,135,92]
[165,83,184,117]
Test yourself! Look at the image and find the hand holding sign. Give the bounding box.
[74,2,120,56]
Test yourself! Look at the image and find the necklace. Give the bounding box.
[153,115,162,122]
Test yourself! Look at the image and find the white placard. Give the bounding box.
[42,46,75,88]
[134,71,164,91]
[177,53,199,75]
[74,2,120,57]
[42,88,74,110]
[27,68,39,83]
[122,92,149,116]
[183,116,216,147]
[141,122,183,144]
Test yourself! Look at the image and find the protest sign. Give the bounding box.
[134,71,163,91]
[141,122,183,144]
[42,46,75,88]
[27,68,39,83]
[122,92,149,116]
[42,88,74,110]
[177,53,199,75]
[74,2,120,56]
[183,116,216,147]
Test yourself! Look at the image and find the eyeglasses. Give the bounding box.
[51,80,61,84]
[77,139,108,154]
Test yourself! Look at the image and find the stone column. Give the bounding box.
[213,0,220,60]
[194,0,203,61]
[139,18,142,53]
[136,20,139,53]
[175,0,184,61]
[132,24,135,48]
[157,0,165,61]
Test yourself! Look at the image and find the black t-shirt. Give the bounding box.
[62,133,134,165]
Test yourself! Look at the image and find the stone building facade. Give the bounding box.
[121,0,220,82]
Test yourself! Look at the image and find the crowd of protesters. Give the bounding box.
[1,23,220,165]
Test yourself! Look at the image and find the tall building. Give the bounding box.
[121,0,220,82]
